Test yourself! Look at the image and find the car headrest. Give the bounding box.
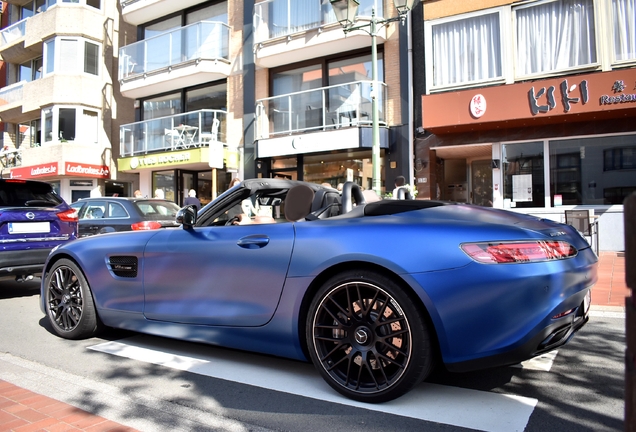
[284,185,315,221]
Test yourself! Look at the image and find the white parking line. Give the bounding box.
[512,350,558,371]
[89,336,537,432]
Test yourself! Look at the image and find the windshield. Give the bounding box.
[0,180,63,207]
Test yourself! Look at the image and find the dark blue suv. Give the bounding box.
[0,179,78,282]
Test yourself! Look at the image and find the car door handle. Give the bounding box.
[237,235,270,249]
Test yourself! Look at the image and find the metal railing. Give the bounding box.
[0,19,27,48]
[255,80,386,139]
[0,82,25,106]
[119,21,230,80]
[253,0,381,44]
[120,109,227,157]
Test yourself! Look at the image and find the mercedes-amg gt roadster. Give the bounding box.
[40,179,596,403]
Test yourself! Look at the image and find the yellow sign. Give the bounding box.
[118,149,206,171]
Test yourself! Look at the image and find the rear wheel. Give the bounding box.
[44,259,100,339]
[306,270,434,403]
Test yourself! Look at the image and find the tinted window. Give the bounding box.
[0,181,62,207]
[134,201,180,219]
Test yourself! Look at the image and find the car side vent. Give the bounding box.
[108,256,138,278]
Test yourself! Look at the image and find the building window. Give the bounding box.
[612,0,636,63]
[18,57,43,82]
[604,146,636,171]
[502,141,545,208]
[43,37,101,76]
[429,11,503,88]
[18,120,41,148]
[515,0,597,78]
[84,42,99,75]
[550,135,636,205]
[40,106,100,144]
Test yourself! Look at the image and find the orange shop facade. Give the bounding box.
[415,68,636,252]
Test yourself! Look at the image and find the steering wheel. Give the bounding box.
[225,216,241,226]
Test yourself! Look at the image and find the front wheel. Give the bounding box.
[44,258,101,340]
[306,270,434,403]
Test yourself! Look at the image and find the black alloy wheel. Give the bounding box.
[307,270,433,403]
[45,258,100,339]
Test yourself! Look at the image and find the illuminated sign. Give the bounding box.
[65,163,110,178]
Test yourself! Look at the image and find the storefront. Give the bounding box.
[417,68,636,251]
[9,161,113,204]
[255,126,389,190]
[118,144,239,206]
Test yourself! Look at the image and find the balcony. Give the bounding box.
[0,82,25,123]
[119,21,231,99]
[15,141,111,170]
[120,0,210,26]
[120,109,226,157]
[253,0,385,68]
[0,74,104,124]
[0,149,23,170]
[255,80,385,139]
[255,80,388,158]
[0,5,105,65]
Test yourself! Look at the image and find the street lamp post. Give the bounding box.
[329,0,419,196]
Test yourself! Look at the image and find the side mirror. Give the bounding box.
[176,205,197,229]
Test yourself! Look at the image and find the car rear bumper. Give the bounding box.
[0,249,53,277]
[445,287,591,372]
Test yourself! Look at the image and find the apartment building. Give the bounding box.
[413,0,636,251]
[116,0,415,205]
[0,0,136,202]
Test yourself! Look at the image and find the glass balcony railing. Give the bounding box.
[120,109,227,157]
[119,21,230,80]
[253,0,381,44]
[0,149,22,169]
[0,82,25,106]
[0,19,27,48]
[255,80,386,139]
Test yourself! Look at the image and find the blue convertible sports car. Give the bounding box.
[40,179,597,403]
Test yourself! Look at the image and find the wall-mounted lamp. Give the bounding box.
[491,159,500,169]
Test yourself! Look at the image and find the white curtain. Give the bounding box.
[516,0,596,76]
[612,0,636,61]
[432,12,502,87]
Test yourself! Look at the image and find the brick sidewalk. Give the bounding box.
[0,380,137,432]
[594,251,629,308]
[0,251,628,432]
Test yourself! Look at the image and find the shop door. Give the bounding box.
[471,160,493,207]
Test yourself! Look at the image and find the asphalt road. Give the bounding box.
[0,278,625,432]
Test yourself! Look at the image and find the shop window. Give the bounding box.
[604,146,636,171]
[550,135,636,205]
[502,141,545,208]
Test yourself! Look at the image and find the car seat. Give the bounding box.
[284,185,315,222]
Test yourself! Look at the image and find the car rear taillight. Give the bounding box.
[57,208,79,222]
[131,221,162,230]
[460,241,577,264]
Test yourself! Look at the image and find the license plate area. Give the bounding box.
[8,222,51,234]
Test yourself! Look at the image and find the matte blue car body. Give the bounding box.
[40,191,596,371]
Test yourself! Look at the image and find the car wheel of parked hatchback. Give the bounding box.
[44,259,100,340]
[306,270,434,403]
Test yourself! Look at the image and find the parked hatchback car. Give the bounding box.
[70,197,181,237]
[0,178,78,282]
